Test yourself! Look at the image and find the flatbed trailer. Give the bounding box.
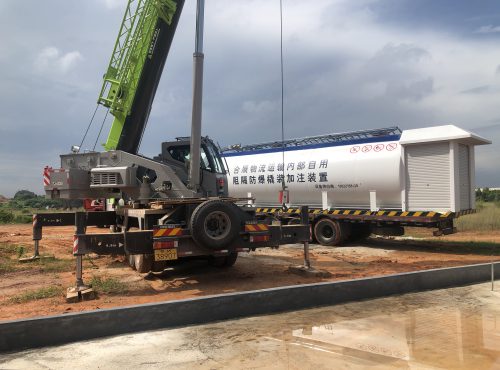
[253,206,474,246]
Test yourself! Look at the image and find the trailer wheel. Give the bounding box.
[191,200,240,249]
[314,218,343,246]
[134,254,153,273]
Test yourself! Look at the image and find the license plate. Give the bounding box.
[154,248,178,261]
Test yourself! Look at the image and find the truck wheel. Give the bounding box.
[134,254,153,273]
[314,218,343,246]
[223,251,238,267]
[191,200,240,249]
[209,252,238,268]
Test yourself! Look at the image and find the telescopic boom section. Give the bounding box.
[98,0,185,154]
[188,0,205,191]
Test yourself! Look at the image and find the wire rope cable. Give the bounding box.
[279,0,287,207]
[280,0,286,189]
[77,104,100,153]
[93,109,110,151]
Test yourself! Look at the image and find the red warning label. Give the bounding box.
[350,146,360,153]
[374,144,385,152]
[386,143,398,151]
[362,145,372,153]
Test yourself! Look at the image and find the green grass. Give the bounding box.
[9,286,63,304]
[0,242,73,274]
[370,237,500,255]
[90,276,128,295]
[420,240,500,255]
[37,258,74,273]
[455,202,500,232]
[0,244,24,273]
[0,202,83,224]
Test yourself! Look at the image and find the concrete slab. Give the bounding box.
[1,282,499,369]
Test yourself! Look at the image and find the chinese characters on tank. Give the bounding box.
[232,160,330,186]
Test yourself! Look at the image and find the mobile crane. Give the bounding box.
[36,0,308,288]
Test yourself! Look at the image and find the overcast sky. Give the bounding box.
[0,0,499,196]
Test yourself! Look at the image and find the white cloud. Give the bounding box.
[475,25,500,34]
[34,47,59,70]
[58,51,84,73]
[34,47,83,74]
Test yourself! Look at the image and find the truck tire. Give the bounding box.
[208,252,238,268]
[314,218,343,246]
[134,254,153,273]
[190,200,240,249]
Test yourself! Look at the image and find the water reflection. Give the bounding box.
[285,308,500,368]
[1,285,499,370]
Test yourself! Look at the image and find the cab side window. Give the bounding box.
[168,146,190,163]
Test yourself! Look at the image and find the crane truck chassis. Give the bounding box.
[31,201,310,273]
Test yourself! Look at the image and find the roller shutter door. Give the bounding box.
[406,143,450,211]
[458,144,471,210]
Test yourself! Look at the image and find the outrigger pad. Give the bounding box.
[18,255,55,263]
[433,227,457,236]
[288,265,332,278]
[66,286,95,303]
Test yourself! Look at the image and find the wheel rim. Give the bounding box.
[204,211,231,240]
[321,223,335,240]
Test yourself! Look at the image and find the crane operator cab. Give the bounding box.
[154,136,228,197]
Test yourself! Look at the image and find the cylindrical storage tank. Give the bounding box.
[223,141,403,209]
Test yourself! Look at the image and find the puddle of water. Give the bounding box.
[279,307,500,369]
[190,283,500,369]
[1,283,500,370]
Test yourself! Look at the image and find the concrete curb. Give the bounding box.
[1,262,499,353]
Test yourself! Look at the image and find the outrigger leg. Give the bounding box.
[19,214,54,262]
[66,212,95,303]
[289,207,332,278]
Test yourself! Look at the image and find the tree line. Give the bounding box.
[0,190,82,223]
[475,188,500,203]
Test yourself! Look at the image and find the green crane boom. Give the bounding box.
[97,0,179,152]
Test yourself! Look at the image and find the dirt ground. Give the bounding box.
[1,224,500,322]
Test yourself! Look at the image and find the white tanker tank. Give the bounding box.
[223,125,490,213]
